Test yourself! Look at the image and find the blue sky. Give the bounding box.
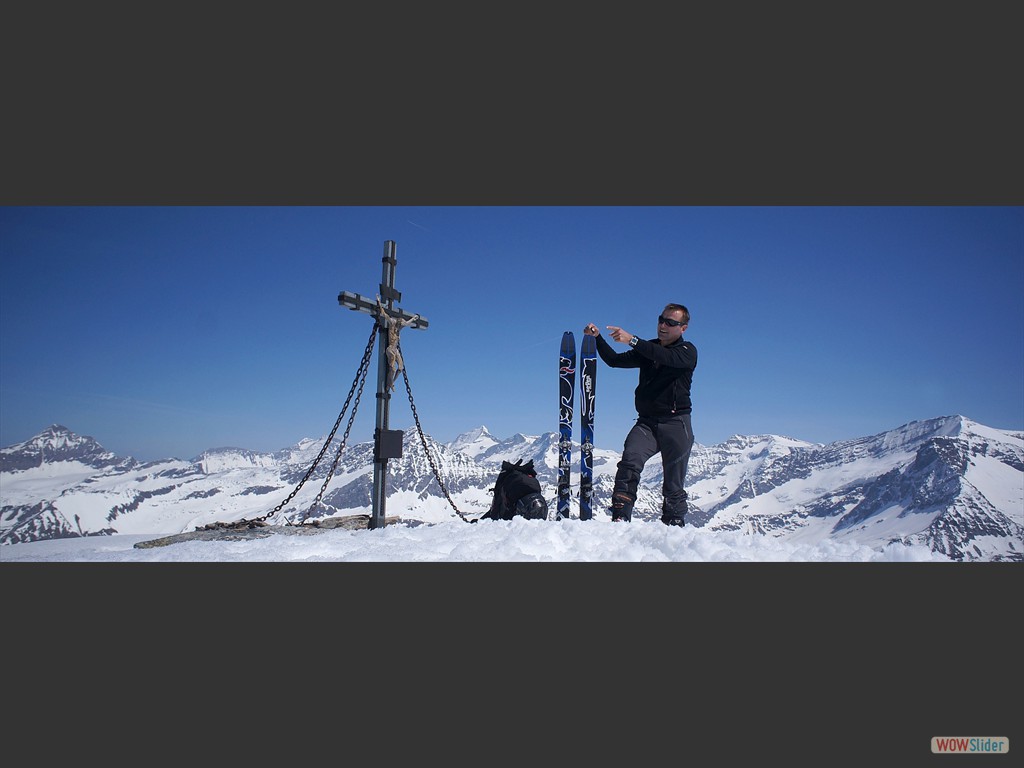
[1,206,1021,462]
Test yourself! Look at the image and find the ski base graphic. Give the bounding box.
[579,333,597,520]
[557,331,576,520]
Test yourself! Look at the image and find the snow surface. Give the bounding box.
[6,415,1019,561]
[0,516,952,562]
[966,453,1024,525]
[0,461,105,505]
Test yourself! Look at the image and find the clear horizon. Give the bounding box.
[2,206,1022,462]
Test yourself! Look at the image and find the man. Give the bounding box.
[583,303,697,525]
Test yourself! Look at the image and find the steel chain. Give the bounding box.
[197,319,475,532]
[399,340,471,522]
[247,323,377,526]
[303,344,372,521]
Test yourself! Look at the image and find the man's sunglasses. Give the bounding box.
[657,315,685,328]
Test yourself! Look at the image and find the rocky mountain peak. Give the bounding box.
[0,424,133,473]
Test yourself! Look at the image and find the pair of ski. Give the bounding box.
[557,331,596,520]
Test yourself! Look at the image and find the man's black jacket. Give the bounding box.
[595,334,697,418]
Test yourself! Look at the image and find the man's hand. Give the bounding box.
[583,323,600,337]
[607,326,634,345]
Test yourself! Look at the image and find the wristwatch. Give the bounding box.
[629,336,639,348]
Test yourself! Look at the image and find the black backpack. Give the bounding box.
[476,459,549,522]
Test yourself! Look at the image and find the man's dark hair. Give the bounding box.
[664,303,690,325]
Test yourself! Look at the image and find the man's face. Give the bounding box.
[656,309,687,345]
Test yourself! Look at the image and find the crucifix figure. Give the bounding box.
[376,296,420,392]
[338,240,429,529]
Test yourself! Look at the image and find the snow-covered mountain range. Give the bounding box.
[1,416,1021,561]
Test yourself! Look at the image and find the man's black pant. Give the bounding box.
[611,413,694,524]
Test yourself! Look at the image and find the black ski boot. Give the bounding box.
[660,500,686,527]
[610,491,635,522]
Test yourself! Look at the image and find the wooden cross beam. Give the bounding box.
[337,240,428,529]
[338,291,429,330]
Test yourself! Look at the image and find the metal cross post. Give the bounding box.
[338,240,429,529]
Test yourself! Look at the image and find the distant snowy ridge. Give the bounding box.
[0,423,135,473]
[1,416,1021,561]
